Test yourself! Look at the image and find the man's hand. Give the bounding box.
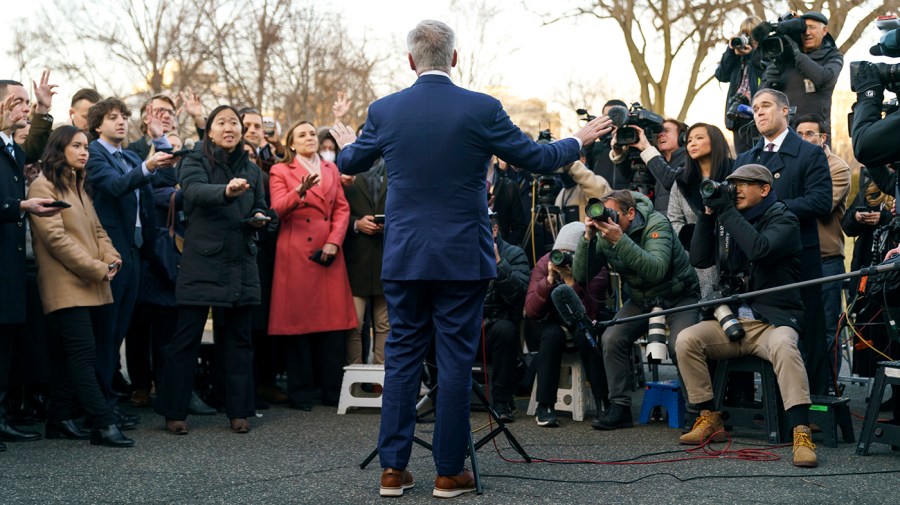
[330,122,357,149]
[20,198,63,217]
[573,115,613,147]
[854,62,885,100]
[547,262,575,286]
[333,91,352,122]
[494,242,501,264]
[884,245,900,262]
[631,126,651,152]
[0,95,25,131]
[106,259,123,281]
[762,62,782,88]
[295,173,320,198]
[178,88,205,128]
[595,219,623,245]
[248,212,269,228]
[225,178,251,198]
[356,215,382,235]
[32,69,57,115]
[146,106,168,138]
[733,44,752,56]
[856,210,880,226]
[584,217,599,240]
[703,191,734,214]
[147,151,175,172]
[340,174,355,187]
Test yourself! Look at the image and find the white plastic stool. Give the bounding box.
[527,353,596,421]
[337,364,385,414]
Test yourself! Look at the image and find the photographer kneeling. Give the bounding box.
[676,164,817,467]
[574,190,699,430]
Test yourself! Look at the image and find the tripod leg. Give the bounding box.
[468,431,482,495]
[360,447,379,469]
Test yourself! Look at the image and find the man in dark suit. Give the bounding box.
[733,88,832,394]
[0,77,60,449]
[85,98,174,418]
[331,20,612,499]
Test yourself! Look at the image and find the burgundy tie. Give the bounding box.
[765,143,775,152]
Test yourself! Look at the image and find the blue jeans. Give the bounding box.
[820,256,845,382]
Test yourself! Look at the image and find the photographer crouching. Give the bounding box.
[574,190,699,430]
[676,164,817,467]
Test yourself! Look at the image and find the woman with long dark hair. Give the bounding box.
[153,105,269,435]
[667,123,734,297]
[268,120,356,410]
[28,125,133,447]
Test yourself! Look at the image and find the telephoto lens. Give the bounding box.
[730,34,750,49]
[585,198,619,224]
[713,305,745,341]
[549,249,574,268]
[645,307,668,364]
[699,180,734,199]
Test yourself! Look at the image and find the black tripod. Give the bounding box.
[359,379,532,495]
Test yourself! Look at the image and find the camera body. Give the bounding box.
[850,61,900,93]
[613,104,665,146]
[699,180,736,201]
[726,94,752,122]
[730,34,750,50]
[585,198,619,224]
[549,249,574,268]
[703,272,749,341]
[753,14,806,61]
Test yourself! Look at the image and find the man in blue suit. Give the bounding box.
[331,20,612,499]
[85,98,175,419]
[733,88,832,394]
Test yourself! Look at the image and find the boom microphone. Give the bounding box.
[606,105,629,128]
[751,21,774,45]
[550,284,600,352]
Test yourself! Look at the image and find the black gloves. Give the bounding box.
[762,63,782,89]
[854,61,885,102]
[703,190,734,214]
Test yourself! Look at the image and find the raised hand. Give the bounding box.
[225,178,251,198]
[146,105,167,138]
[0,95,25,131]
[329,122,357,149]
[32,69,58,114]
[573,115,613,147]
[179,87,204,126]
[333,91,352,121]
[295,173,320,198]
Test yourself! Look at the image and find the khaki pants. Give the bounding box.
[675,319,810,410]
[345,295,389,364]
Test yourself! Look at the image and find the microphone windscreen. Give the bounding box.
[550,284,587,327]
[607,106,629,128]
[752,21,773,44]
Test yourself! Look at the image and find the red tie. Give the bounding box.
[765,143,775,152]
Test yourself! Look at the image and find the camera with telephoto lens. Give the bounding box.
[850,15,900,93]
[726,94,752,122]
[585,198,619,224]
[850,61,900,93]
[699,180,736,200]
[534,129,561,205]
[549,249,574,268]
[645,305,668,364]
[702,273,749,341]
[730,34,750,50]
[752,13,806,60]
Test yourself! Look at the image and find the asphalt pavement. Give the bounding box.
[3,376,900,504]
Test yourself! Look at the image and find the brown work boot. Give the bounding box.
[678,410,726,445]
[380,468,414,497]
[433,469,476,498]
[792,425,818,467]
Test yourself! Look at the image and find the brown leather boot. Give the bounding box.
[792,425,818,467]
[433,469,475,498]
[380,468,414,497]
[678,410,726,445]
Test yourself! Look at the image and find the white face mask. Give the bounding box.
[320,150,336,163]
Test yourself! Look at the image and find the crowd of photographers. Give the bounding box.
[1,9,899,471]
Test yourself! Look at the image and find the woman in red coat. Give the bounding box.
[269,120,357,410]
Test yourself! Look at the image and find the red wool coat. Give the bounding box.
[268,157,357,335]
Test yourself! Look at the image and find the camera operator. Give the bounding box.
[759,12,843,137]
[676,164,817,467]
[715,16,763,154]
[555,158,612,224]
[609,119,687,214]
[585,99,632,188]
[852,62,900,167]
[525,222,610,428]
[734,88,833,393]
[574,190,700,430]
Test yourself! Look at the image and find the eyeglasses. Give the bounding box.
[731,181,762,189]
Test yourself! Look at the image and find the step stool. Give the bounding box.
[527,353,595,421]
[713,355,787,443]
[857,360,900,455]
[337,364,385,414]
[808,395,854,448]
[639,381,684,429]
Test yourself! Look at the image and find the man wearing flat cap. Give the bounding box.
[760,11,843,137]
[676,163,818,468]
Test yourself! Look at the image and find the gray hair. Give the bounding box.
[407,20,455,73]
[753,88,790,109]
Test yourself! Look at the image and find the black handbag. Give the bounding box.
[151,192,183,283]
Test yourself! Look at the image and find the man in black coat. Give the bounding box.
[0,77,60,448]
[734,88,832,394]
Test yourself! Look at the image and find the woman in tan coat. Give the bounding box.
[28,126,133,447]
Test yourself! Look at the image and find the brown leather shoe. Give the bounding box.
[165,419,188,435]
[679,410,726,445]
[380,468,414,497]
[792,425,818,467]
[230,418,250,434]
[433,469,476,498]
[130,389,152,408]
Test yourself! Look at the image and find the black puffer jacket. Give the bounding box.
[691,198,804,330]
[176,142,268,307]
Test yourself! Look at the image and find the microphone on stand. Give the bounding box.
[551,284,602,353]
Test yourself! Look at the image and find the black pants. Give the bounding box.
[0,323,19,418]
[125,303,178,391]
[47,308,117,428]
[530,319,608,405]
[154,305,254,420]
[479,319,520,404]
[285,331,345,407]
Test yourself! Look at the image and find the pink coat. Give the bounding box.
[268,157,357,335]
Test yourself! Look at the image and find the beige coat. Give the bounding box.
[27,174,120,314]
[554,160,612,222]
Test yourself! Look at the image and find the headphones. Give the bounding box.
[671,120,689,148]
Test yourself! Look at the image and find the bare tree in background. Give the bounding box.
[450,0,516,92]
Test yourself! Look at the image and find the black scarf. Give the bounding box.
[739,189,777,222]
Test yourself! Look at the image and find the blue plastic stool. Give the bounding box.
[639,380,684,429]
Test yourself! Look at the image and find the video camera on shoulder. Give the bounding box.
[752,12,806,61]
[850,15,900,94]
[606,102,665,146]
[585,198,619,224]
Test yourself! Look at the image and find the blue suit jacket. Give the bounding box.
[337,74,580,281]
[86,141,156,256]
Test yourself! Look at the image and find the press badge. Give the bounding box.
[804,79,816,93]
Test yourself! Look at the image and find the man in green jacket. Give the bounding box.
[574,190,699,429]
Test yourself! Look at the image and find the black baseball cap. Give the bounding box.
[800,12,828,25]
